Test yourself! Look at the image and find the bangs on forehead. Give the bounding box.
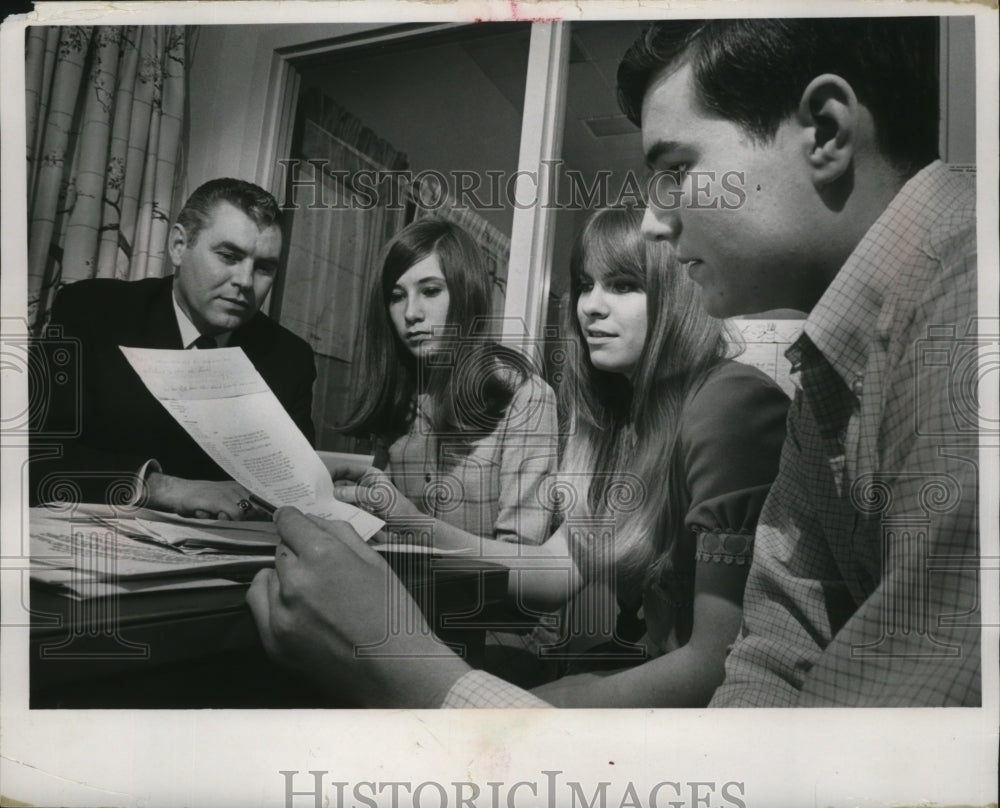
[384,243,437,292]
[575,229,646,285]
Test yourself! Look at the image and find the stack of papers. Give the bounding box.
[32,505,275,585]
[29,505,277,622]
[30,502,471,625]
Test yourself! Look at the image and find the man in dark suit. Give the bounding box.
[31,178,316,520]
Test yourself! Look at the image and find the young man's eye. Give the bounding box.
[217,252,239,264]
[255,263,277,276]
[652,163,689,185]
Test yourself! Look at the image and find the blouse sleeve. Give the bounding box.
[680,362,789,565]
[492,374,559,545]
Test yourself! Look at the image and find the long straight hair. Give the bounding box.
[559,207,730,588]
[342,218,525,451]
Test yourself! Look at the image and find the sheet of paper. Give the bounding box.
[63,503,280,552]
[120,346,383,539]
[317,450,375,475]
[60,504,466,555]
[132,517,279,551]
[370,543,470,555]
[31,568,246,598]
[30,512,274,580]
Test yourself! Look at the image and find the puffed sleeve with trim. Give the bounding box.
[680,361,789,564]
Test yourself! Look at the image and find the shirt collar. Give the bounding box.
[172,289,231,348]
[801,160,949,397]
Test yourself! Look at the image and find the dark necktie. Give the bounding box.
[192,335,217,350]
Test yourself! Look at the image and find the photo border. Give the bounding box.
[2,2,997,806]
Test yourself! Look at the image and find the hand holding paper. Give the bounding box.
[121,346,383,539]
[145,474,266,521]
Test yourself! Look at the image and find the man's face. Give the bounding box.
[170,202,281,336]
[640,63,825,317]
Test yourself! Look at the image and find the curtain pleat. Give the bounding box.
[26,25,189,331]
[283,91,410,363]
[282,89,411,449]
[26,27,89,325]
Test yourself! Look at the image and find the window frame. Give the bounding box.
[258,21,569,343]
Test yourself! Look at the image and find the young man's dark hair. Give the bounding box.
[176,177,282,244]
[617,18,940,174]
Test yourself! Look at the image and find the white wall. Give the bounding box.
[183,23,387,196]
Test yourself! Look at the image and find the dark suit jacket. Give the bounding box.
[30,276,316,505]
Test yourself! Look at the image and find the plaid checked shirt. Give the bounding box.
[711,161,981,707]
[386,373,558,545]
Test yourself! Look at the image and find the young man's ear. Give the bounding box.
[796,73,861,186]
[167,223,189,268]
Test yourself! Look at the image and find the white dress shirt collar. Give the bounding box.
[171,291,231,348]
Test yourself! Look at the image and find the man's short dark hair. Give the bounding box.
[175,178,282,243]
[618,18,940,173]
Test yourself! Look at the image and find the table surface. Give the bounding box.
[30,553,512,708]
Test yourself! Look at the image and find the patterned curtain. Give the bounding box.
[26,26,190,332]
[279,88,409,362]
[279,87,410,450]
